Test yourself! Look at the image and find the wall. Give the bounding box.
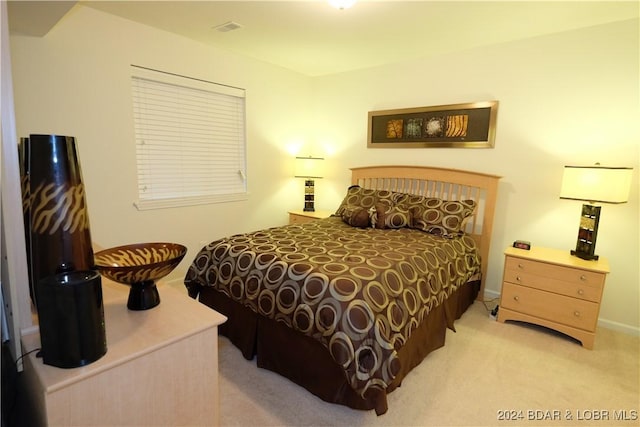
[10,7,639,333]
[311,19,639,333]
[9,5,313,289]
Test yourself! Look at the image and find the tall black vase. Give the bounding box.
[23,134,106,368]
[25,135,94,296]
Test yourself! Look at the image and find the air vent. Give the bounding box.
[213,21,243,33]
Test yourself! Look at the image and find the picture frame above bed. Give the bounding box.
[367,100,498,148]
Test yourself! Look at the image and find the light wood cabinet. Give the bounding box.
[21,279,227,426]
[497,246,609,349]
[288,209,332,225]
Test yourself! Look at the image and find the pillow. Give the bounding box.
[334,185,396,216]
[408,197,476,236]
[370,203,411,229]
[340,205,370,228]
[390,191,412,205]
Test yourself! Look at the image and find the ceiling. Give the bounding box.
[8,1,639,76]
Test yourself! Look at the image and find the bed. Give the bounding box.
[185,165,500,415]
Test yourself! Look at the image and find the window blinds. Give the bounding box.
[131,66,247,210]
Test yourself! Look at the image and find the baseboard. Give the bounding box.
[483,289,500,301]
[484,290,639,337]
[597,319,640,336]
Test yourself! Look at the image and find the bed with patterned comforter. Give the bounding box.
[185,211,481,415]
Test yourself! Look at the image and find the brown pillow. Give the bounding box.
[334,185,396,216]
[408,198,476,236]
[340,205,371,228]
[371,203,411,229]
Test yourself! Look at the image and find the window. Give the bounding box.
[131,65,247,210]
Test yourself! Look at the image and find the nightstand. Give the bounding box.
[288,209,332,225]
[21,279,227,426]
[497,246,609,349]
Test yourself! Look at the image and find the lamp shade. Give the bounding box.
[295,156,324,179]
[560,166,632,204]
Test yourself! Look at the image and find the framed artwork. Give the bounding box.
[367,100,498,148]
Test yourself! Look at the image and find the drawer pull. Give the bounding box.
[580,275,587,282]
[518,263,524,269]
[574,311,581,317]
[516,276,522,282]
[577,289,585,296]
[513,296,519,302]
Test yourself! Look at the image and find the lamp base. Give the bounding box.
[570,249,599,261]
[571,204,601,261]
[303,179,315,212]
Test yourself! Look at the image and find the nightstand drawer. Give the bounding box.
[502,269,603,302]
[505,256,605,287]
[504,256,604,302]
[501,282,599,331]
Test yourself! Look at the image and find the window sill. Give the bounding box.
[134,193,248,210]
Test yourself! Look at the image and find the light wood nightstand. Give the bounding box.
[288,209,332,225]
[497,246,609,349]
[21,279,227,426]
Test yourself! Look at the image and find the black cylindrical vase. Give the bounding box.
[26,134,95,304]
[23,134,105,367]
[36,271,107,368]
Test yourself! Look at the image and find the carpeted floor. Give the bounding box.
[216,301,639,427]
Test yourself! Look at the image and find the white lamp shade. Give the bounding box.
[295,156,324,179]
[560,166,633,204]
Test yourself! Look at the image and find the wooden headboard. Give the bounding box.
[351,165,501,300]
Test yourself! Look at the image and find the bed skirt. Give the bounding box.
[196,279,480,415]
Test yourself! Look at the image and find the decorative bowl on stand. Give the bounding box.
[93,242,187,310]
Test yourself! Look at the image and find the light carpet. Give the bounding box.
[216,302,639,427]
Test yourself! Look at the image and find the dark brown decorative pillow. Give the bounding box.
[334,185,396,216]
[340,205,371,228]
[371,203,411,229]
[408,197,476,236]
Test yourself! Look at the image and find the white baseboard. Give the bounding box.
[483,290,639,337]
[483,289,500,301]
[598,318,640,336]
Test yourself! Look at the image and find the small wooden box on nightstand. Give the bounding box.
[288,209,332,225]
[497,246,609,349]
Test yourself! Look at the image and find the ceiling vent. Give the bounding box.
[213,21,243,33]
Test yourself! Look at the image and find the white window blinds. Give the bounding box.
[131,66,247,210]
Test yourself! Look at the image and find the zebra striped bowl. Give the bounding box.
[94,242,187,310]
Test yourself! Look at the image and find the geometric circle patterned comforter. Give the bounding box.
[185,216,481,403]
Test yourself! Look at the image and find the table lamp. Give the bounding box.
[294,156,324,212]
[559,165,633,260]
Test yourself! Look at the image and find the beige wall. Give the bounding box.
[10,5,639,333]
